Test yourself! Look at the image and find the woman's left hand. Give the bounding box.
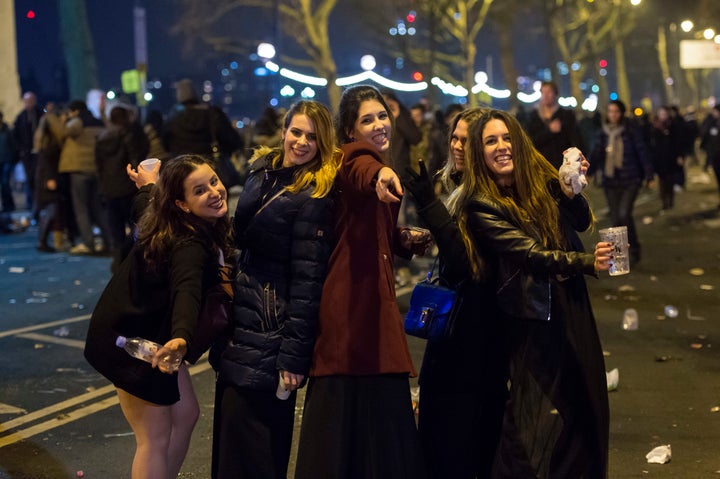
[375,167,403,203]
[593,241,614,272]
[280,370,305,392]
[153,338,187,374]
[400,227,433,255]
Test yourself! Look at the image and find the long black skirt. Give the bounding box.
[295,374,427,479]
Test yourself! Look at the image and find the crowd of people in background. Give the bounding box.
[3,78,720,478]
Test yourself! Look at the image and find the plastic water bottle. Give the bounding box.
[276,372,291,400]
[115,336,182,372]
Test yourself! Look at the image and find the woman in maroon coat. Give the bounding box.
[295,85,429,478]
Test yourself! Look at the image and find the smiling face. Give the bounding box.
[450,119,470,172]
[482,118,514,186]
[350,99,392,153]
[282,113,318,167]
[175,163,227,222]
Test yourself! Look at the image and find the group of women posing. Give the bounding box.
[85,84,614,479]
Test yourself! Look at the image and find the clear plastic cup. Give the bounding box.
[140,158,160,171]
[599,226,630,275]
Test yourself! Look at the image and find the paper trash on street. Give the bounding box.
[646,444,671,464]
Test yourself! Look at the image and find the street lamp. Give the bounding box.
[257,43,276,60]
[681,20,694,33]
[703,28,716,40]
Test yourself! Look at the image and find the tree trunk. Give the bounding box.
[57,0,99,100]
[615,41,631,107]
[465,40,477,107]
[657,25,674,105]
[0,1,22,118]
[498,24,519,111]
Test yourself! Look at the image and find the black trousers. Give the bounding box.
[212,380,296,479]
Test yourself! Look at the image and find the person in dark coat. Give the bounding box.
[33,103,66,252]
[13,92,44,214]
[95,105,150,267]
[526,81,584,168]
[649,106,683,210]
[0,111,16,213]
[453,109,611,478]
[295,85,430,479]
[403,107,510,478]
[85,155,231,479]
[163,78,244,188]
[589,100,654,263]
[699,105,720,208]
[212,100,340,479]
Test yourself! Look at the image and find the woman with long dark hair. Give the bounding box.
[295,85,428,479]
[451,109,612,478]
[85,155,231,479]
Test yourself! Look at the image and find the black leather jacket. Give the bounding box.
[217,154,335,392]
[466,182,595,321]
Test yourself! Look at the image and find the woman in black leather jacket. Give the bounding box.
[212,100,341,479]
[450,109,613,478]
[405,107,510,478]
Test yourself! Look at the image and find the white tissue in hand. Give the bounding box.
[559,147,588,194]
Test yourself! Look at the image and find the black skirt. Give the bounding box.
[295,374,427,479]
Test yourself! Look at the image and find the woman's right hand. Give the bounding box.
[594,241,614,272]
[126,161,160,189]
[153,338,187,374]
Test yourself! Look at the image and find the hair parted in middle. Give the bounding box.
[447,109,591,279]
[335,84,395,147]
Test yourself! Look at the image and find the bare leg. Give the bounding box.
[168,364,199,477]
[117,388,172,479]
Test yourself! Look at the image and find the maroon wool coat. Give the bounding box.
[309,141,416,377]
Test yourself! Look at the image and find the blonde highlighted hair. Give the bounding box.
[250,100,341,198]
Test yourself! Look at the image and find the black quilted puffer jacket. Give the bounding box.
[216,153,335,392]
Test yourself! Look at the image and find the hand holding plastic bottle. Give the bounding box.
[152,338,187,373]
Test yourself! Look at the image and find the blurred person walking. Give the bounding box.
[95,104,150,268]
[403,107,510,478]
[526,81,584,168]
[649,106,683,211]
[589,100,654,263]
[295,85,429,479]
[163,78,244,189]
[212,100,340,479]
[456,109,611,478]
[33,102,66,252]
[85,155,231,479]
[0,111,16,214]
[13,92,43,214]
[55,100,109,254]
[699,104,720,209]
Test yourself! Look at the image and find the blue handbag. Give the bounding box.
[404,260,462,342]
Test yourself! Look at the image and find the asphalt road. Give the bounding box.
[0,165,719,478]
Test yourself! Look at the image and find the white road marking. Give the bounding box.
[0,361,213,448]
[16,332,86,349]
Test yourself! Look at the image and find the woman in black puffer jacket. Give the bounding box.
[212,100,341,479]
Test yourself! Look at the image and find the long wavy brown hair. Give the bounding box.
[136,154,232,270]
[447,109,587,279]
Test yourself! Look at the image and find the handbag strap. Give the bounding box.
[424,256,440,282]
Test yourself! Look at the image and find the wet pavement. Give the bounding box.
[0,165,718,478]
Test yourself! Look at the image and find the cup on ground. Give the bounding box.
[599,226,630,275]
